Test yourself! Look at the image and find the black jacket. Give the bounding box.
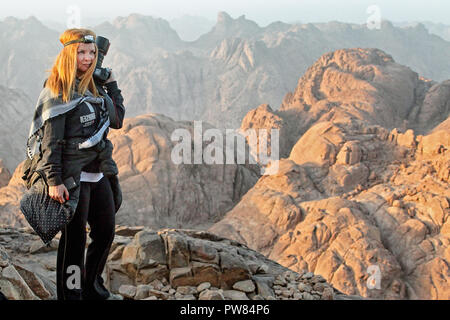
[38,80,125,186]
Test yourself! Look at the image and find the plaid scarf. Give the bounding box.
[27,80,108,159]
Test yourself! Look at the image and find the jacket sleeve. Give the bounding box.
[39,114,66,186]
[104,81,125,129]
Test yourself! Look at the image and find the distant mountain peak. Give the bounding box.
[113,13,172,30]
[0,15,56,36]
[215,11,259,30]
[194,11,261,47]
[2,15,43,27]
[2,16,19,24]
[110,13,181,41]
[101,13,182,52]
[411,22,429,34]
[380,19,395,29]
[217,11,233,24]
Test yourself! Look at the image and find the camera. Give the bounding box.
[93,36,112,85]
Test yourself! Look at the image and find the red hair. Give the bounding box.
[45,28,99,102]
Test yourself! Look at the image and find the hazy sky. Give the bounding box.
[1,0,449,26]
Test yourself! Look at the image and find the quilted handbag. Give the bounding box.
[19,170,75,245]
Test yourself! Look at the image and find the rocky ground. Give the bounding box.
[0,225,355,300]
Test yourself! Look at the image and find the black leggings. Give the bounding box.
[56,176,115,300]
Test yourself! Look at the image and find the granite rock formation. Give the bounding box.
[210,48,450,299]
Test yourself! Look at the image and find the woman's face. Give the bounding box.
[76,42,96,76]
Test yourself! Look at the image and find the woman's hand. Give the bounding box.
[49,184,69,204]
[105,70,115,84]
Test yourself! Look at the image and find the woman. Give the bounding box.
[29,28,125,300]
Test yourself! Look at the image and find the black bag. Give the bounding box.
[19,170,75,245]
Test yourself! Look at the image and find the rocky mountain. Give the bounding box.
[99,15,450,131]
[422,22,450,42]
[0,16,59,99]
[111,14,450,130]
[279,48,445,135]
[1,13,450,300]
[238,48,444,160]
[0,85,33,172]
[0,225,354,300]
[395,21,450,42]
[0,160,11,188]
[3,13,450,141]
[0,161,28,228]
[209,48,450,300]
[96,14,184,57]
[193,12,265,49]
[41,17,112,33]
[93,16,450,130]
[0,113,261,229]
[2,47,448,300]
[107,114,260,228]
